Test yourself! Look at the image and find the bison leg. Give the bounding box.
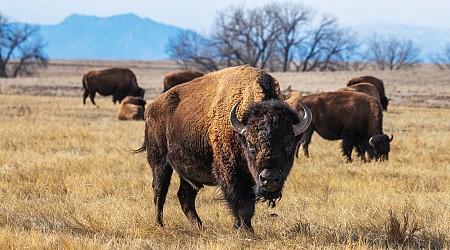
[341,139,354,162]
[177,178,202,229]
[151,163,173,227]
[89,91,97,106]
[299,127,314,158]
[221,182,255,231]
[83,89,89,105]
[355,143,367,162]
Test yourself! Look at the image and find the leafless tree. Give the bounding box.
[166,31,219,72]
[292,14,358,72]
[366,34,421,70]
[267,1,312,72]
[211,5,283,69]
[431,43,450,70]
[166,2,359,72]
[0,13,48,78]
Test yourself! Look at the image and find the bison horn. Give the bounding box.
[389,134,394,142]
[229,100,246,135]
[293,101,312,136]
[369,137,375,147]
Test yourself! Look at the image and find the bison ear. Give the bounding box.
[229,100,246,135]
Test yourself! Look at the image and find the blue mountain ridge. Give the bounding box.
[33,14,450,61]
[38,13,189,60]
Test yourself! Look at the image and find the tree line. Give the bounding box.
[167,2,449,72]
[1,2,450,78]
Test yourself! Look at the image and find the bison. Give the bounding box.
[286,91,392,162]
[337,82,381,101]
[82,67,145,106]
[347,75,389,111]
[134,65,312,231]
[162,70,204,92]
[117,96,146,121]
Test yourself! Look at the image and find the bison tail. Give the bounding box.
[132,142,146,154]
[82,75,87,90]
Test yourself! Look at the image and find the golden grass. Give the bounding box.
[0,93,448,249]
[0,60,449,248]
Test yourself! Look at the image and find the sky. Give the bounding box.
[1,0,450,31]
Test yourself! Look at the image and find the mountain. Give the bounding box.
[35,14,450,61]
[352,22,450,60]
[38,13,188,60]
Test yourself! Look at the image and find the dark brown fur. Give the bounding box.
[136,65,311,231]
[82,67,145,106]
[337,82,381,101]
[347,75,389,111]
[162,70,204,92]
[117,96,146,121]
[291,91,392,162]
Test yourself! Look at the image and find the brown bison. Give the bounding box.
[162,70,204,92]
[117,96,146,121]
[288,91,392,162]
[134,65,312,231]
[347,75,389,111]
[337,82,381,101]
[82,67,145,106]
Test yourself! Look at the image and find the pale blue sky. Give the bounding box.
[2,0,449,31]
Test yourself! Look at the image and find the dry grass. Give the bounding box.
[0,61,449,249]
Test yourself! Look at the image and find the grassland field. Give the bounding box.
[0,60,449,249]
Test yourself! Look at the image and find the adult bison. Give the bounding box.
[82,67,145,106]
[337,82,381,101]
[162,70,204,92]
[347,75,389,111]
[288,91,392,162]
[134,65,312,231]
[117,96,146,121]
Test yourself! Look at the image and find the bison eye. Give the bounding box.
[247,142,256,154]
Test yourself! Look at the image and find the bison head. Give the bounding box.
[369,134,393,160]
[230,99,311,207]
[133,87,145,99]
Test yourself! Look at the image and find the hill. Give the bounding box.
[34,14,450,61]
[38,13,188,60]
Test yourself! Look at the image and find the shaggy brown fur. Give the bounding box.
[347,75,388,111]
[338,82,381,100]
[294,91,392,162]
[82,67,145,106]
[117,96,146,121]
[162,70,204,92]
[136,65,311,231]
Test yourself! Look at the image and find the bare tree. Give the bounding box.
[431,43,450,70]
[166,2,359,73]
[267,1,312,72]
[166,30,219,72]
[211,5,283,69]
[366,34,421,70]
[0,13,48,77]
[293,14,358,72]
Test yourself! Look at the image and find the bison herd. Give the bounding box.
[81,65,393,231]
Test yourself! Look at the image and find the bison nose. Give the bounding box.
[259,169,281,192]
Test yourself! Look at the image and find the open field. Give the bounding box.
[0,61,449,249]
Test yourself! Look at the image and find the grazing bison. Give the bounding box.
[337,82,381,101]
[82,67,145,106]
[134,65,312,230]
[162,70,204,92]
[289,91,392,162]
[117,96,146,121]
[347,75,389,111]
